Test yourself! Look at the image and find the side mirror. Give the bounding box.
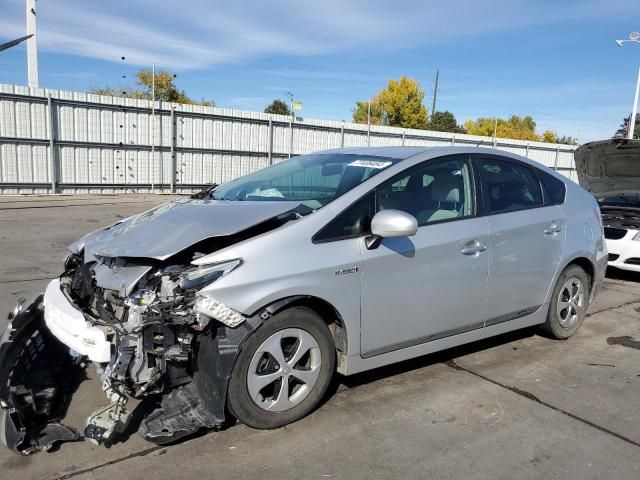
[365,209,418,250]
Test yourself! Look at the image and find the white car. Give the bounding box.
[575,139,640,272]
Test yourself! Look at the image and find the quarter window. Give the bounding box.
[313,192,375,242]
[480,158,543,214]
[537,169,566,205]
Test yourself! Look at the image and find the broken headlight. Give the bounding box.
[179,259,241,291]
[193,296,245,328]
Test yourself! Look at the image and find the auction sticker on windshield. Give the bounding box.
[348,159,393,169]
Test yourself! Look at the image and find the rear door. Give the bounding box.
[477,155,566,325]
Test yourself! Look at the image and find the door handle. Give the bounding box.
[544,222,562,235]
[460,239,487,255]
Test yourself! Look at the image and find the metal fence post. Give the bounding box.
[289,116,293,158]
[47,94,58,193]
[340,122,345,148]
[525,143,530,158]
[402,131,406,146]
[170,108,177,193]
[554,147,560,170]
[268,119,273,165]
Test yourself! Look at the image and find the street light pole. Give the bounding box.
[25,0,38,88]
[630,67,640,140]
[616,31,640,140]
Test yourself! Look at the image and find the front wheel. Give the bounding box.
[227,306,335,429]
[542,265,590,339]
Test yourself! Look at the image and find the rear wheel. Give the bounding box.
[227,307,335,429]
[542,265,590,339]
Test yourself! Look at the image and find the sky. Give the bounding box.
[1,0,639,142]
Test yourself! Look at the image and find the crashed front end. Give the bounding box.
[0,253,261,454]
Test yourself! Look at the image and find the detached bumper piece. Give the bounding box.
[0,297,83,455]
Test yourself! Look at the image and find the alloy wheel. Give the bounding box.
[247,328,322,412]
[556,276,585,328]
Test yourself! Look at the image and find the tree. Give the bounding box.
[264,99,291,116]
[556,135,578,145]
[464,115,540,141]
[352,94,386,126]
[614,115,640,139]
[90,69,213,106]
[428,111,466,133]
[353,76,429,129]
[542,130,557,143]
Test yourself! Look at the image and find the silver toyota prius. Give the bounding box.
[0,146,607,454]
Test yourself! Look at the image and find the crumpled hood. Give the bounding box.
[575,139,640,194]
[71,198,301,261]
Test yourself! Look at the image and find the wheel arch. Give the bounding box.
[251,295,349,373]
[559,255,597,300]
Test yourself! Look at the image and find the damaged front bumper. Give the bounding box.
[0,296,82,454]
[0,280,261,455]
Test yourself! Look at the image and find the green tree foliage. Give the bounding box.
[90,69,213,106]
[264,99,292,116]
[353,76,429,129]
[614,115,640,139]
[556,135,579,145]
[428,111,466,133]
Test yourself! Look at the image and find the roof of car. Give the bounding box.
[316,146,521,160]
[315,146,567,182]
[317,146,438,159]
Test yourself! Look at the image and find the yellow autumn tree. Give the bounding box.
[353,76,429,129]
[464,115,540,141]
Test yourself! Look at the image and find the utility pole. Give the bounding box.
[367,99,371,146]
[431,69,439,121]
[26,0,38,88]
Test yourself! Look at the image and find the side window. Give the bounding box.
[537,169,566,205]
[313,192,375,242]
[377,157,474,226]
[480,158,543,214]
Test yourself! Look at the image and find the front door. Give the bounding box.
[360,156,490,358]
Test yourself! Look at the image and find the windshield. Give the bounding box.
[210,153,402,210]
[597,193,640,209]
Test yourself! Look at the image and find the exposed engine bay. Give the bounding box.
[0,198,307,455]
[601,206,640,230]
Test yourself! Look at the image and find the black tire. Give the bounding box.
[542,264,591,339]
[227,306,335,429]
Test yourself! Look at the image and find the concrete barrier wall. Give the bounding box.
[0,83,578,194]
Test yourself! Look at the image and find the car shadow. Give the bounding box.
[606,266,640,283]
[322,326,538,403]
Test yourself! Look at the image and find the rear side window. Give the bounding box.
[480,158,543,214]
[537,169,566,205]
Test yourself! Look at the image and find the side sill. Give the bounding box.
[360,305,542,360]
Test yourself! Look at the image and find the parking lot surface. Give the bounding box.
[1,194,639,480]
